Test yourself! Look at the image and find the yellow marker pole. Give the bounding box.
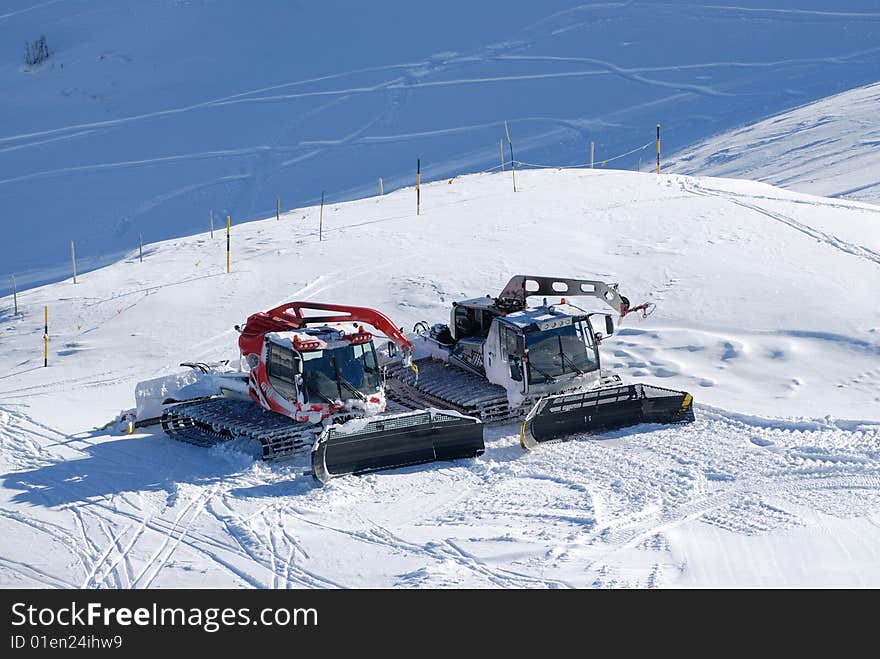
[71,240,77,284]
[226,215,231,273]
[505,121,516,192]
[319,191,324,241]
[276,196,280,222]
[416,158,421,216]
[656,124,661,174]
[43,306,48,367]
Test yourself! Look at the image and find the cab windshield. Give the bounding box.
[525,320,597,383]
[301,342,381,404]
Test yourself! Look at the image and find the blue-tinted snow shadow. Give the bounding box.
[229,454,491,498]
[1,429,309,507]
[6,416,707,507]
[774,330,880,356]
[230,478,322,499]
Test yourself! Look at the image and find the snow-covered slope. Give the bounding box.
[4,1,880,293]
[2,169,879,588]
[669,82,880,204]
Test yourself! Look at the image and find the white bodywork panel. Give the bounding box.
[134,364,248,421]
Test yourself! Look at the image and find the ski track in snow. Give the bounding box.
[668,82,880,205]
[1,168,879,587]
[3,397,879,588]
[6,1,880,292]
[681,178,880,268]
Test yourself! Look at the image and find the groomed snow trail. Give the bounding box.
[4,2,880,290]
[1,168,878,587]
[2,402,878,588]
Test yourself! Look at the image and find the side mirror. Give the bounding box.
[605,314,614,337]
[292,358,303,375]
[515,334,526,357]
[386,341,399,358]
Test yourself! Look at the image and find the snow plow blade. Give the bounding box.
[311,410,484,483]
[520,384,694,449]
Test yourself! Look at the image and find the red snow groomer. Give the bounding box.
[133,302,484,482]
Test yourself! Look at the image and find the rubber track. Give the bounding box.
[387,358,622,424]
[160,398,316,459]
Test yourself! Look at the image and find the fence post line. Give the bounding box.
[276,196,280,222]
[416,159,421,216]
[504,121,516,192]
[226,215,231,273]
[319,191,324,242]
[71,240,77,284]
[138,232,143,262]
[379,177,383,196]
[210,210,214,238]
[656,124,661,174]
[12,275,18,316]
[500,139,505,172]
[590,142,595,169]
[43,306,48,367]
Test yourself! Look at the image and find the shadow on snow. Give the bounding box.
[3,419,676,507]
[2,428,315,507]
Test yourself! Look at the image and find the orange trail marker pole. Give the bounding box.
[319,191,324,241]
[505,121,516,192]
[656,124,661,174]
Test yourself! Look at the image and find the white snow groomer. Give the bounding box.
[387,276,694,448]
[132,302,484,482]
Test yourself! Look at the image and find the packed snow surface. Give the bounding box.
[1,168,879,588]
[669,82,880,205]
[4,0,880,292]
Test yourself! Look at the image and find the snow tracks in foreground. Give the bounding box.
[2,400,879,588]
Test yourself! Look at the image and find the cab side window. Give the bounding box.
[454,306,496,340]
[454,306,474,338]
[267,343,298,400]
[501,327,522,381]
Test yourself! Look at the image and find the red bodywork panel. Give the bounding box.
[238,301,413,357]
[237,302,413,420]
